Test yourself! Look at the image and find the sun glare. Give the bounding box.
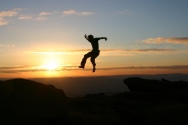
[41,61,60,71]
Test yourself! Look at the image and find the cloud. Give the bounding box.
[0,18,7,25]
[144,37,188,44]
[101,48,176,56]
[80,11,94,16]
[63,10,94,16]
[0,8,21,25]
[130,48,176,52]
[26,49,91,55]
[26,48,176,57]
[102,48,176,55]
[102,49,175,52]
[26,51,68,55]
[18,11,53,21]
[0,9,94,24]
[0,9,18,17]
[1,65,188,73]
[0,65,37,73]
[39,12,53,16]
[0,65,79,73]
[19,15,32,20]
[99,65,188,70]
[35,10,93,20]
[62,10,77,15]
[34,12,54,21]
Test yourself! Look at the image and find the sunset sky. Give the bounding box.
[0,0,188,78]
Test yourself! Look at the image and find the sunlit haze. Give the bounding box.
[0,0,188,78]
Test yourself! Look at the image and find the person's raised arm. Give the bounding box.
[99,37,107,41]
[84,34,89,41]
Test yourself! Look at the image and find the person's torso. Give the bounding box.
[90,38,99,51]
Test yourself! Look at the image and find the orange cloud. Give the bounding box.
[0,8,21,25]
[26,48,176,57]
[1,65,188,73]
[62,10,94,16]
[19,15,32,20]
[39,12,53,16]
[144,37,188,44]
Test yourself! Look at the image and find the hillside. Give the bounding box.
[1,77,188,124]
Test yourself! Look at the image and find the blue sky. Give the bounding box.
[0,0,188,77]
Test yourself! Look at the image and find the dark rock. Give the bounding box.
[124,77,188,92]
[124,77,166,92]
[1,77,188,125]
[124,77,188,103]
[0,78,68,125]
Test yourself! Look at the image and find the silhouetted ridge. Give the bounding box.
[0,78,68,125]
[1,78,66,99]
[1,77,188,124]
[124,77,188,102]
[124,77,188,92]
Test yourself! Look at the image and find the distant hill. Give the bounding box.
[33,76,129,97]
[1,77,188,124]
[32,74,188,97]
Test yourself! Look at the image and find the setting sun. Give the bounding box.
[41,61,60,71]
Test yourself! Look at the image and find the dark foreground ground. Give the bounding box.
[1,77,188,125]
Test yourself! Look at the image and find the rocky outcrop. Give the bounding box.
[124,77,188,92]
[1,77,188,125]
[124,77,188,102]
[0,78,68,125]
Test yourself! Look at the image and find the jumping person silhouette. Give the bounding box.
[79,34,107,72]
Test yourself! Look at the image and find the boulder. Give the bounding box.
[124,77,188,102]
[0,78,68,125]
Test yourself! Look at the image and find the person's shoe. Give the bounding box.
[93,67,96,72]
[79,66,84,69]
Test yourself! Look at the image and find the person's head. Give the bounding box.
[88,35,94,40]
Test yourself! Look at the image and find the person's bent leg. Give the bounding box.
[90,57,96,72]
[79,52,91,69]
[90,51,100,72]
